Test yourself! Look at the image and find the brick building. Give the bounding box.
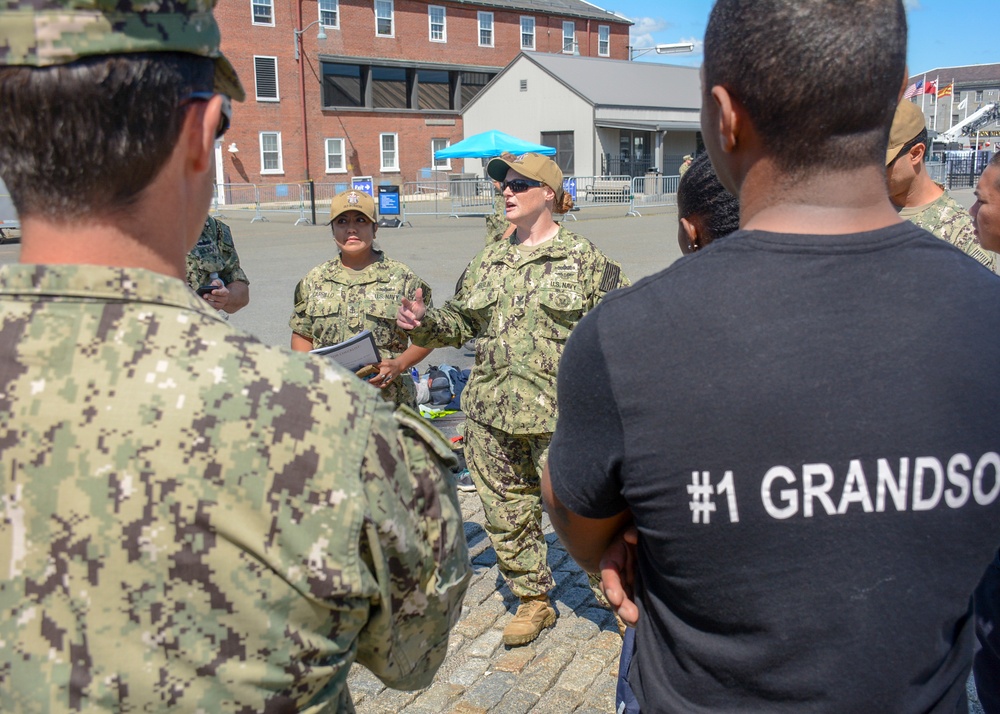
[214,0,632,190]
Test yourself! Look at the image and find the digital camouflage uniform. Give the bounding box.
[290,251,431,407]
[485,188,511,244]
[185,215,250,291]
[899,188,998,272]
[409,226,629,598]
[0,264,471,713]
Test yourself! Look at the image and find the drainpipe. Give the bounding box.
[297,0,311,181]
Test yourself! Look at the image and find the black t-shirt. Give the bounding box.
[549,222,1000,713]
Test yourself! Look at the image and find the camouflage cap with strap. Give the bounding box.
[0,0,245,101]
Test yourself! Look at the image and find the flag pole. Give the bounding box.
[921,73,927,113]
[932,76,939,132]
[949,78,955,130]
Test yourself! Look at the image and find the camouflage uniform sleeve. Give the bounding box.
[407,273,433,310]
[942,211,996,272]
[484,191,510,244]
[354,404,470,689]
[289,275,314,338]
[585,249,630,312]
[409,259,482,349]
[215,220,250,285]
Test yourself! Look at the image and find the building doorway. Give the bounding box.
[603,130,654,176]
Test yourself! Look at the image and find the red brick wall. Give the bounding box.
[217,0,631,185]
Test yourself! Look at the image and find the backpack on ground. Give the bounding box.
[426,364,471,410]
[426,366,454,407]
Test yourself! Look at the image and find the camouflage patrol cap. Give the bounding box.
[886,99,926,165]
[330,189,377,224]
[0,0,245,101]
[488,152,564,203]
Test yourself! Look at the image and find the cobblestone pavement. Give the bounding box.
[348,483,624,714]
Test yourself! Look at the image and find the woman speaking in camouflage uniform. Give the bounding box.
[291,189,432,407]
[397,152,628,646]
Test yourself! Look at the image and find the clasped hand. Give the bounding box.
[600,524,640,627]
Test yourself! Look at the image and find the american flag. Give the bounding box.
[903,81,921,99]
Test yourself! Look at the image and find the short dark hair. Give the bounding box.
[704,0,906,176]
[0,52,214,220]
[989,151,1000,171]
[678,153,740,242]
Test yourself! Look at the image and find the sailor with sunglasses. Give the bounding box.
[398,152,629,646]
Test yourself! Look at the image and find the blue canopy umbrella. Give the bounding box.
[434,130,556,159]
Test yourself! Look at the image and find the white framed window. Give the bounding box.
[598,25,610,56]
[380,133,399,171]
[520,16,535,50]
[253,56,279,101]
[563,21,576,53]
[428,5,446,42]
[375,0,393,37]
[325,138,346,173]
[319,0,338,28]
[478,12,494,47]
[251,0,273,25]
[260,132,283,174]
[431,138,450,170]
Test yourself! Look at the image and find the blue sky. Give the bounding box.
[607,0,994,76]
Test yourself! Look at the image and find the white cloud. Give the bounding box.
[679,36,705,56]
[629,17,668,49]
[628,18,702,61]
[903,0,921,8]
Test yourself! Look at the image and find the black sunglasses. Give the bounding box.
[501,178,544,194]
[180,92,232,139]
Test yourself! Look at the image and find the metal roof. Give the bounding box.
[909,63,1000,86]
[522,52,701,109]
[443,0,631,25]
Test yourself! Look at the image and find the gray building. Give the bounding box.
[909,63,1000,146]
[459,52,702,178]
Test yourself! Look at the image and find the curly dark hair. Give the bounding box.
[677,153,740,242]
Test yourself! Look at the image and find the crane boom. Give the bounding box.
[937,102,1000,144]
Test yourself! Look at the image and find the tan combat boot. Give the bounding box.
[502,596,556,646]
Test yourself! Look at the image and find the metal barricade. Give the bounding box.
[571,175,633,211]
[0,178,19,241]
[628,174,679,217]
[255,182,312,224]
[400,178,494,221]
[925,161,947,186]
[215,183,262,221]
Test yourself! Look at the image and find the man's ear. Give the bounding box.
[680,215,699,243]
[680,215,705,251]
[710,85,740,154]
[181,95,222,174]
[910,142,927,164]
